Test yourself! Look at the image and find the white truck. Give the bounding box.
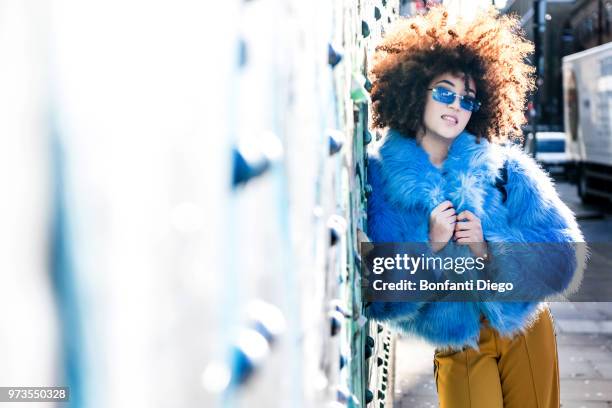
[563,42,612,203]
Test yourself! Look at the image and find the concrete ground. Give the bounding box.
[393,181,612,407]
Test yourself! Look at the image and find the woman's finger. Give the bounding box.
[454,220,475,231]
[454,230,470,239]
[456,210,477,222]
[432,200,454,216]
[441,207,456,216]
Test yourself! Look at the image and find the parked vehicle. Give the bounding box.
[525,131,571,177]
[563,42,612,203]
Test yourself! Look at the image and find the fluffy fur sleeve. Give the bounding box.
[363,155,429,321]
[484,146,587,300]
[365,155,430,243]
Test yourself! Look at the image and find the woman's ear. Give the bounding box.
[415,125,425,141]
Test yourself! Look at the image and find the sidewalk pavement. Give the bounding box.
[551,302,612,408]
[393,303,612,408]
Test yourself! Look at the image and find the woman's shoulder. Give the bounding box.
[497,142,556,193]
[372,128,420,160]
[496,140,579,229]
[500,142,541,174]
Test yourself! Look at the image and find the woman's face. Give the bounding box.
[421,72,477,140]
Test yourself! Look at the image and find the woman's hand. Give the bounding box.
[429,200,456,252]
[454,210,487,258]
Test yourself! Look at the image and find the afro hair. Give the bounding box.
[369,5,535,143]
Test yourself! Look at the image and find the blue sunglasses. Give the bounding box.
[427,86,481,112]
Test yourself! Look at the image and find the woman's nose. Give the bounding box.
[448,97,461,111]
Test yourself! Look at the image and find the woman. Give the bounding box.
[364,6,586,408]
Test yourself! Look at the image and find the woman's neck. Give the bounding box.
[416,130,453,168]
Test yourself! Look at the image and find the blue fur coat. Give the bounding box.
[365,129,586,349]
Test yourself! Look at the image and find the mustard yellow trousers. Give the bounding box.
[433,307,559,408]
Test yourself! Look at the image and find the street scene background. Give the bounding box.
[1,0,611,407]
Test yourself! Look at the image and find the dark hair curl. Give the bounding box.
[369,6,535,143]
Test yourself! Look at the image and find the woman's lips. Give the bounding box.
[441,114,458,125]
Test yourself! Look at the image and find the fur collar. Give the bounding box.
[374,129,505,218]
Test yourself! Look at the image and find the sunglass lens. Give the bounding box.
[460,99,474,111]
[460,97,480,112]
[433,88,455,104]
[432,87,480,112]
